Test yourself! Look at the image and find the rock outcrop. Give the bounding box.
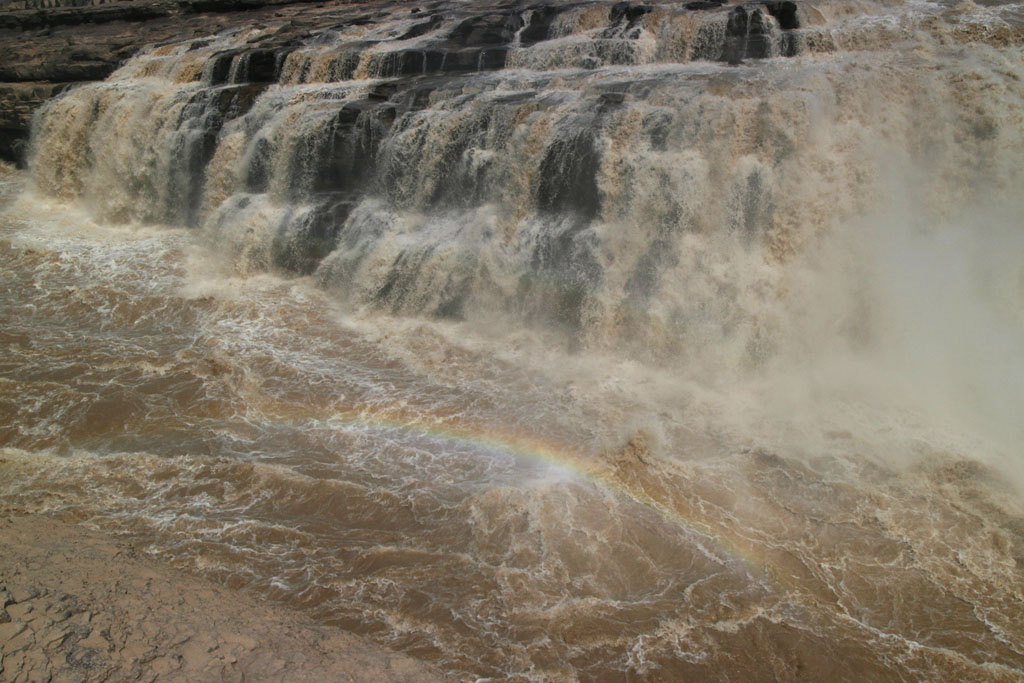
[0,0,331,164]
[0,0,811,165]
[0,512,449,681]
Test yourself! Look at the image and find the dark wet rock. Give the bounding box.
[375,46,508,77]
[447,11,524,47]
[762,0,800,30]
[0,82,75,165]
[368,82,399,101]
[0,61,116,83]
[205,50,240,85]
[397,12,444,40]
[722,4,778,63]
[0,1,170,31]
[605,1,652,39]
[517,5,562,46]
[685,0,724,10]
[176,84,265,225]
[310,99,396,194]
[746,7,777,58]
[235,48,286,82]
[204,47,284,84]
[723,6,751,64]
[598,91,626,113]
[536,128,602,220]
[608,2,652,24]
[179,0,270,13]
[272,197,354,274]
[599,91,626,106]
[376,50,421,78]
[0,0,332,163]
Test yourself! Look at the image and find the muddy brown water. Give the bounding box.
[2,171,1023,681]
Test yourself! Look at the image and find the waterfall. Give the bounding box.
[5,1,1024,679]
[29,0,1024,362]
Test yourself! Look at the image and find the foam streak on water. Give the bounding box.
[3,0,1024,679]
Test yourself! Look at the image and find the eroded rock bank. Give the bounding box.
[0,510,449,681]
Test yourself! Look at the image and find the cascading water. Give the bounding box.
[2,0,1024,679]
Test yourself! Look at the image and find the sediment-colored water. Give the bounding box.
[2,0,1024,679]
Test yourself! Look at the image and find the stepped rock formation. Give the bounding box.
[21,0,1024,357]
[0,0,805,164]
[16,0,842,353]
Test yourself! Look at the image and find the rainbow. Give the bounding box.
[314,407,783,582]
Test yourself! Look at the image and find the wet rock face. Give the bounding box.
[0,0,808,166]
[723,5,779,63]
[0,82,72,162]
[447,10,525,46]
[0,0,171,31]
[536,129,602,220]
[0,0,311,166]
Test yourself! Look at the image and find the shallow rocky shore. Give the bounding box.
[0,511,448,682]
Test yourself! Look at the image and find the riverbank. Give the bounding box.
[0,508,448,682]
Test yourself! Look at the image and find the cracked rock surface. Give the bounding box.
[0,513,448,682]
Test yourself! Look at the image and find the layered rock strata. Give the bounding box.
[0,0,806,164]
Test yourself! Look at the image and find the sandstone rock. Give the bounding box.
[4,622,35,652]
[40,627,69,651]
[7,601,35,621]
[78,628,109,651]
[9,585,40,603]
[0,620,28,641]
[2,651,23,678]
